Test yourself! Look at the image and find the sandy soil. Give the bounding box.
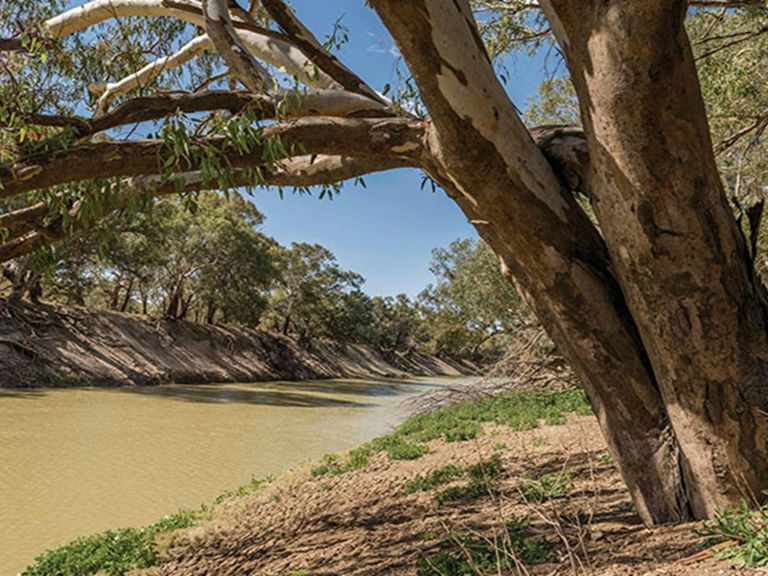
[142,416,764,576]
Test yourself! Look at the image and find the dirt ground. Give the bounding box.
[144,416,765,576]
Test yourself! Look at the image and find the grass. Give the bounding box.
[702,499,768,567]
[311,445,374,476]
[317,389,591,475]
[373,388,592,465]
[517,470,572,502]
[416,515,552,575]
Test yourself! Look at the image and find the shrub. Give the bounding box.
[22,511,196,576]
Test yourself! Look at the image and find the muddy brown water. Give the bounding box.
[0,377,470,575]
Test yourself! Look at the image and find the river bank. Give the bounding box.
[0,301,474,388]
[21,388,754,576]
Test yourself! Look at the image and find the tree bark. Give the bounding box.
[372,0,692,524]
[541,0,768,516]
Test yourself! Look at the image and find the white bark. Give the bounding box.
[203,0,271,94]
[93,34,211,112]
[45,0,338,89]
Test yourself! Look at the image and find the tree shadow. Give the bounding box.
[0,389,49,399]
[112,383,380,408]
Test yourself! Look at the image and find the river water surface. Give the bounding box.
[0,377,467,575]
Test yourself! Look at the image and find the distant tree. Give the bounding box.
[265,243,366,342]
[418,239,526,358]
[369,294,421,354]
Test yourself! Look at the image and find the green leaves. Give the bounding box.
[702,498,768,567]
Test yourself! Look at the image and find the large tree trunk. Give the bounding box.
[372,0,693,524]
[541,0,768,517]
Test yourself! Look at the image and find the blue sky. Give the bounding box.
[249,1,551,297]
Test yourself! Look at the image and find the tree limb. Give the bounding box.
[93,34,211,113]
[0,117,426,199]
[260,0,387,104]
[45,0,338,89]
[0,155,412,262]
[202,0,271,94]
[14,89,390,140]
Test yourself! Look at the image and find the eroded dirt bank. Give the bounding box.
[0,302,473,388]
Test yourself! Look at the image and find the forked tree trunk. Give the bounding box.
[372,0,693,524]
[541,0,768,517]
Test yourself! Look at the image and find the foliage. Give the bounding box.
[418,239,527,359]
[703,499,768,567]
[370,434,430,461]
[359,389,592,469]
[21,511,197,576]
[42,192,279,325]
[262,242,369,342]
[416,515,552,576]
[435,455,504,503]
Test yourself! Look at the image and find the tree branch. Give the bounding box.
[260,0,387,104]
[93,34,211,113]
[0,117,425,199]
[202,0,271,94]
[0,155,412,262]
[14,89,390,140]
[45,0,338,89]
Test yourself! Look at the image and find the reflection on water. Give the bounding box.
[0,377,465,576]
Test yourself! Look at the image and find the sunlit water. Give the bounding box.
[0,377,469,575]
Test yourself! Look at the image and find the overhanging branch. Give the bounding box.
[0,117,425,199]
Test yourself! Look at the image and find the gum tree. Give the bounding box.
[1,0,767,524]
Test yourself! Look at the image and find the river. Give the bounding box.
[0,377,466,575]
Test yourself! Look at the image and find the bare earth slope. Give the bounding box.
[147,416,759,576]
[0,302,471,388]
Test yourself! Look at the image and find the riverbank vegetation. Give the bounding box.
[1,191,526,362]
[22,388,767,575]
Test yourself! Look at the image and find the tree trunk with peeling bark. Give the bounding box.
[2,0,767,525]
[540,0,768,517]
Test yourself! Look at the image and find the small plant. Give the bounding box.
[596,452,614,464]
[435,455,504,503]
[416,515,552,575]
[443,421,482,442]
[311,454,343,477]
[213,474,273,503]
[311,446,374,477]
[371,435,429,460]
[405,464,465,494]
[517,470,572,502]
[702,499,768,567]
